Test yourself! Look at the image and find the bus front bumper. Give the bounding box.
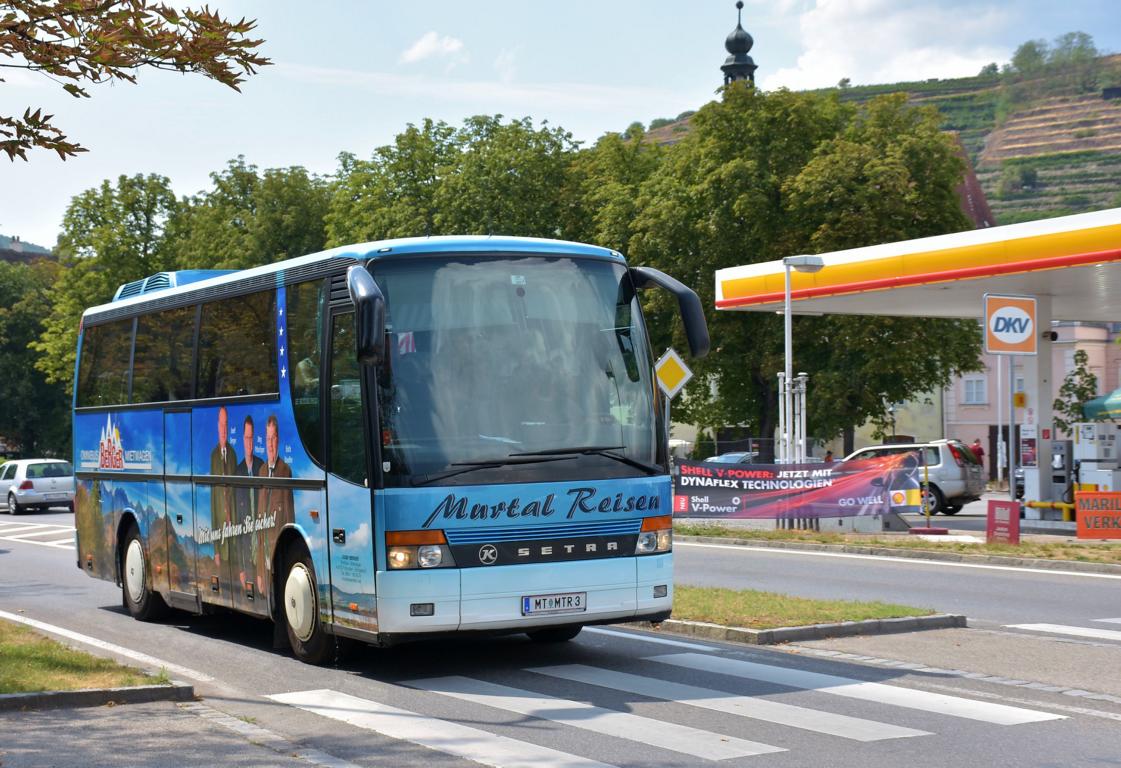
[374,553,673,635]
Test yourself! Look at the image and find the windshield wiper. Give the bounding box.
[411,455,574,486]
[510,446,663,475]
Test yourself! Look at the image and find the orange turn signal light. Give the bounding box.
[641,515,673,532]
[386,529,447,546]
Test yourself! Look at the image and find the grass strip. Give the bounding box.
[672,585,932,629]
[0,619,158,694]
[676,522,1121,565]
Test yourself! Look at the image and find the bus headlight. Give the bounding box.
[636,515,672,554]
[386,530,456,569]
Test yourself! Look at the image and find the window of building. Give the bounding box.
[132,305,196,403]
[287,279,325,466]
[963,376,987,405]
[77,319,134,407]
[197,290,277,399]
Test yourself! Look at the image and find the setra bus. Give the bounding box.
[73,236,708,663]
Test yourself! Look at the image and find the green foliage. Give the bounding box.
[1011,39,1049,74]
[627,85,982,443]
[31,173,178,391]
[0,260,70,455]
[167,157,330,269]
[648,117,674,130]
[0,1,269,160]
[1054,349,1098,434]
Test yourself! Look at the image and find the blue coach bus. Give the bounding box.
[73,236,708,664]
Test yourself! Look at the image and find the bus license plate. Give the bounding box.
[522,591,586,616]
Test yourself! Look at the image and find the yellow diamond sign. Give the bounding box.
[655,348,692,400]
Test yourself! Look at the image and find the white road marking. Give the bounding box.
[43,537,76,548]
[405,675,783,760]
[584,626,718,651]
[1094,618,1121,625]
[651,653,1064,725]
[3,529,75,541]
[531,663,928,742]
[0,524,59,536]
[1007,623,1121,642]
[0,609,213,683]
[677,541,1121,580]
[268,689,619,768]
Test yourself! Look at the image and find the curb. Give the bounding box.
[626,614,966,645]
[0,681,194,711]
[679,534,1121,575]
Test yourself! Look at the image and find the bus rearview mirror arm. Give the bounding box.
[629,266,710,358]
[347,265,387,365]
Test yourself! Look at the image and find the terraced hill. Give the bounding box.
[645,55,1121,225]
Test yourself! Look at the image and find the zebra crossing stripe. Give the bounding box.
[0,524,54,536]
[650,654,1064,725]
[267,689,617,768]
[531,663,928,742]
[1008,623,1121,643]
[406,676,785,760]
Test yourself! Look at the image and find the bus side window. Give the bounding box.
[328,313,366,486]
[287,279,325,467]
[197,290,277,398]
[132,305,195,403]
[77,319,133,407]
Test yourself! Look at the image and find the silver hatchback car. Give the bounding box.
[842,439,985,514]
[0,459,76,514]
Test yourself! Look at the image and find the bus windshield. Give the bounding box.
[373,255,660,485]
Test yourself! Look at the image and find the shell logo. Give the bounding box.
[891,490,906,505]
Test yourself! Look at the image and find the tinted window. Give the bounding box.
[77,319,133,407]
[197,291,277,398]
[133,305,196,403]
[26,462,72,479]
[287,279,325,465]
[0,464,14,481]
[328,313,366,486]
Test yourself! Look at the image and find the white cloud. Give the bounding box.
[761,0,1011,91]
[400,31,466,64]
[494,47,520,83]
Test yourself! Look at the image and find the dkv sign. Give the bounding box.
[984,294,1037,355]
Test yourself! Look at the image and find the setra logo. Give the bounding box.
[984,294,1037,355]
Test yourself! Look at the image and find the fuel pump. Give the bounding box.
[1073,422,1121,492]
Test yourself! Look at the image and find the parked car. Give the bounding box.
[0,459,76,514]
[842,439,984,514]
[703,451,759,464]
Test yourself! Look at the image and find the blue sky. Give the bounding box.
[4,0,1120,249]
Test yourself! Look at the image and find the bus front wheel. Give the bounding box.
[281,546,334,665]
[121,526,168,621]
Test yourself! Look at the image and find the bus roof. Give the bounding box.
[85,236,624,320]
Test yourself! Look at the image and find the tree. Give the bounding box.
[1010,39,1048,75]
[1053,349,1098,434]
[31,173,177,388]
[1,1,269,160]
[0,259,70,455]
[168,157,331,269]
[629,85,982,455]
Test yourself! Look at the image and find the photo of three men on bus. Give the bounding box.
[209,405,293,602]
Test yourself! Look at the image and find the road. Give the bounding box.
[2,510,1120,768]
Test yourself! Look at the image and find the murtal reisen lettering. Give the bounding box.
[422,486,660,528]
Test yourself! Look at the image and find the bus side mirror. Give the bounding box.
[629,266,710,358]
[347,265,387,365]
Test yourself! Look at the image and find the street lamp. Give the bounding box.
[781,255,825,462]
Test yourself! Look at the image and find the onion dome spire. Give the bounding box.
[721,1,757,86]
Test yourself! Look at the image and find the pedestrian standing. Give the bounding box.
[970,438,985,472]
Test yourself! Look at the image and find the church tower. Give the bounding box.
[721,1,757,86]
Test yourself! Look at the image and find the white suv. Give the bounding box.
[842,440,984,514]
[0,459,76,514]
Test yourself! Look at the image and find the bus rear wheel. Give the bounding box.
[121,526,169,621]
[281,545,337,665]
[527,625,582,643]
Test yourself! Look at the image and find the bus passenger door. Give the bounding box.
[325,311,377,633]
[164,408,199,611]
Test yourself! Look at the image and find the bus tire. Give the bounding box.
[527,625,582,643]
[281,545,334,665]
[121,526,169,621]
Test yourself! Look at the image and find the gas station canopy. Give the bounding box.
[715,208,1121,321]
